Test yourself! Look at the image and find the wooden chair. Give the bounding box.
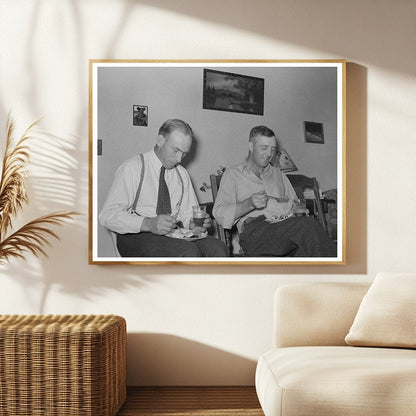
[209,174,233,255]
[209,173,330,256]
[286,174,329,236]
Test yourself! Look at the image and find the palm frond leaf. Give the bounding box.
[0,211,78,264]
[0,117,39,238]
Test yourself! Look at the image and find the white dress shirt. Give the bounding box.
[99,149,199,234]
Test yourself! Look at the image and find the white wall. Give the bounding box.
[0,0,415,385]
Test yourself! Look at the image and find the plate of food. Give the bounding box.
[166,228,208,241]
[264,213,294,223]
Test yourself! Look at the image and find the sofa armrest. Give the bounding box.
[273,282,370,348]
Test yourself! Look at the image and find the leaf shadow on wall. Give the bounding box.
[0,127,148,314]
[133,0,412,76]
[0,1,147,312]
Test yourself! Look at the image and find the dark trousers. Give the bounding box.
[117,233,229,257]
[239,215,337,257]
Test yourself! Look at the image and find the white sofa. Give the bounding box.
[255,281,416,416]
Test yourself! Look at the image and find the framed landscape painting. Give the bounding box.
[89,60,345,265]
[203,68,264,115]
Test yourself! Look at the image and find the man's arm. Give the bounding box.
[234,191,267,218]
[213,169,267,229]
[174,167,200,229]
[99,158,145,234]
[100,157,180,236]
[141,215,175,235]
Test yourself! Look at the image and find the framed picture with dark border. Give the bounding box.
[203,69,264,115]
[89,60,346,265]
[133,105,148,126]
[304,121,324,143]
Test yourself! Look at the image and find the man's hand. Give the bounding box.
[234,190,268,220]
[142,215,175,235]
[202,216,212,229]
[250,190,267,209]
[189,216,212,231]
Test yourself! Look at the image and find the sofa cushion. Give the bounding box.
[274,282,370,348]
[256,346,416,416]
[345,272,416,348]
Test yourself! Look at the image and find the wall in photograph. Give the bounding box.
[96,66,338,208]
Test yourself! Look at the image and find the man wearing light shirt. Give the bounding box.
[213,125,336,257]
[100,119,228,257]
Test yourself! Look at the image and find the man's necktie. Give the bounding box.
[156,166,172,215]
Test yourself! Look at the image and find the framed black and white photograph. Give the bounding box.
[133,105,148,126]
[89,60,345,265]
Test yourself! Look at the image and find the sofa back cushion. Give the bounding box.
[274,282,370,348]
[345,272,416,348]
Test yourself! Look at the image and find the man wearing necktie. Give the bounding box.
[100,119,228,257]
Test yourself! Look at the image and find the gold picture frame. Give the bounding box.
[89,59,346,265]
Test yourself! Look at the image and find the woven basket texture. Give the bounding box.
[0,314,126,416]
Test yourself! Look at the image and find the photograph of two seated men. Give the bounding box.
[94,63,342,262]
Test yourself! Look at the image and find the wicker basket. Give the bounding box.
[0,314,126,416]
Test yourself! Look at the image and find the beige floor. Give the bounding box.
[117,386,264,416]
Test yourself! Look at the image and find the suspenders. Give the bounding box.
[130,154,185,215]
[177,169,185,208]
[130,154,145,214]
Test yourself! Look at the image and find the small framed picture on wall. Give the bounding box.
[133,105,148,126]
[304,121,324,143]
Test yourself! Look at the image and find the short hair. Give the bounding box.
[249,125,276,141]
[158,119,193,138]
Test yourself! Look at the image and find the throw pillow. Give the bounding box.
[345,272,416,348]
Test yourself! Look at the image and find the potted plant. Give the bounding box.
[0,116,77,264]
